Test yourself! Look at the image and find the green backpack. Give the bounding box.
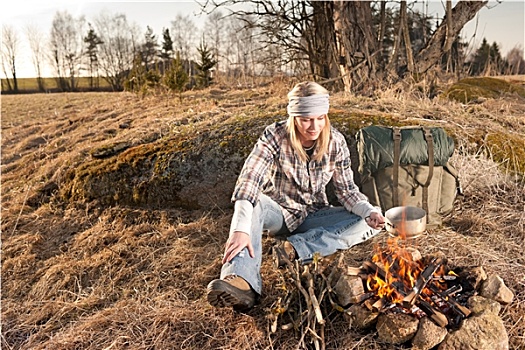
[354,125,461,227]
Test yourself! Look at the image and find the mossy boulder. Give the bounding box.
[60,113,282,210]
[444,77,525,104]
[59,107,440,211]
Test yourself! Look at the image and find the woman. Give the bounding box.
[207,81,385,310]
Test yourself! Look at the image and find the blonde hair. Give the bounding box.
[286,81,331,163]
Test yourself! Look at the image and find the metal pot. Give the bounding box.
[384,206,427,238]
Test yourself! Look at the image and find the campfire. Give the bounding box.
[345,236,472,329]
[271,227,514,349]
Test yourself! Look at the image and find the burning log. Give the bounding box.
[372,297,387,311]
[403,257,443,308]
[417,298,449,327]
[443,284,462,297]
[428,284,471,318]
[363,260,388,282]
[363,297,387,312]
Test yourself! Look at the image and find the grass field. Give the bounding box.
[1,79,524,349]
[1,76,112,93]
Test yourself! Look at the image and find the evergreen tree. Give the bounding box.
[142,26,158,70]
[124,55,147,93]
[124,54,161,95]
[84,24,103,89]
[489,42,504,74]
[195,40,217,88]
[160,28,174,61]
[468,38,504,76]
[163,52,189,102]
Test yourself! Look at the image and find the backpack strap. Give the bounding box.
[422,127,434,215]
[392,127,402,207]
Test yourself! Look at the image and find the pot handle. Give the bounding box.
[386,222,396,229]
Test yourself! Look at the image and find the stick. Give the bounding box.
[418,299,449,327]
[428,284,471,317]
[443,284,462,296]
[403,257,442,307]
[305,266,325,325]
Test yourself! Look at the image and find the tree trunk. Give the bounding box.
[444,0,453,72]
[310,2,340,87]
[333,1,378,92]
[386,9,403,74]
[415,0,487,74]
[400,1,415,74]
[377,1,387,65]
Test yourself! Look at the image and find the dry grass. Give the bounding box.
[2,79,524,349]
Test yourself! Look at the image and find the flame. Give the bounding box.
[367,236,423,303]
[365,205,457,310]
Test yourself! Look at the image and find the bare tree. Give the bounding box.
[94,13,140,91]
[1,25,20,92]
[222,15,262,84]
[506,45,525,75]
[414,0,487,74]
[25,24,48,91]
[49,11,86,91]
[171,14,199,77]
[204,11,224,79]
[202,0,488,92]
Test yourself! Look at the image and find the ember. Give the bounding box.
[351,236,474,328]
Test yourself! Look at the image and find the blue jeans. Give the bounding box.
[220,194,380,295]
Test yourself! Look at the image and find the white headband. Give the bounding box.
[287,94,329,117]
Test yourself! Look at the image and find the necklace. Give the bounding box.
[303,142,316,151]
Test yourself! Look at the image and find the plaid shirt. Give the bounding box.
[232,121,368,231]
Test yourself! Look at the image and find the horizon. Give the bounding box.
[1,0,524,79]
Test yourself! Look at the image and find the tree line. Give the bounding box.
[2,0,524,95]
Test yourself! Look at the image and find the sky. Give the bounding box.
[1,0,524,79]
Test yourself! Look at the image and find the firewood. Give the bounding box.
[443,284,462,296]
[417,299,449,327]
[364,297,378,311]
[402,257,443,307]
[349,292,376,304]
[372,297,387,312]
[428,284,471,317]
[347,266,366,276]
[305,266,325,325]
[362,260,387,281]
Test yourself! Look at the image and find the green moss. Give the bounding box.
[444,77,525,103]
[59,109,283,210]
[329,109,421,136]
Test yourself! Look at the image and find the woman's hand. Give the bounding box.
[366,211,385,230]
[222,231,254,264]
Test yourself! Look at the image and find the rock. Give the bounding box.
[376,313,419,345]
[334,275,365,307]
[411,317,448,350]
[459,266,487,290]
[438,312,509,350]
[480,274,514,305]
[468,295,502,315]
[344,304,379,330]
[405,247,423,262]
